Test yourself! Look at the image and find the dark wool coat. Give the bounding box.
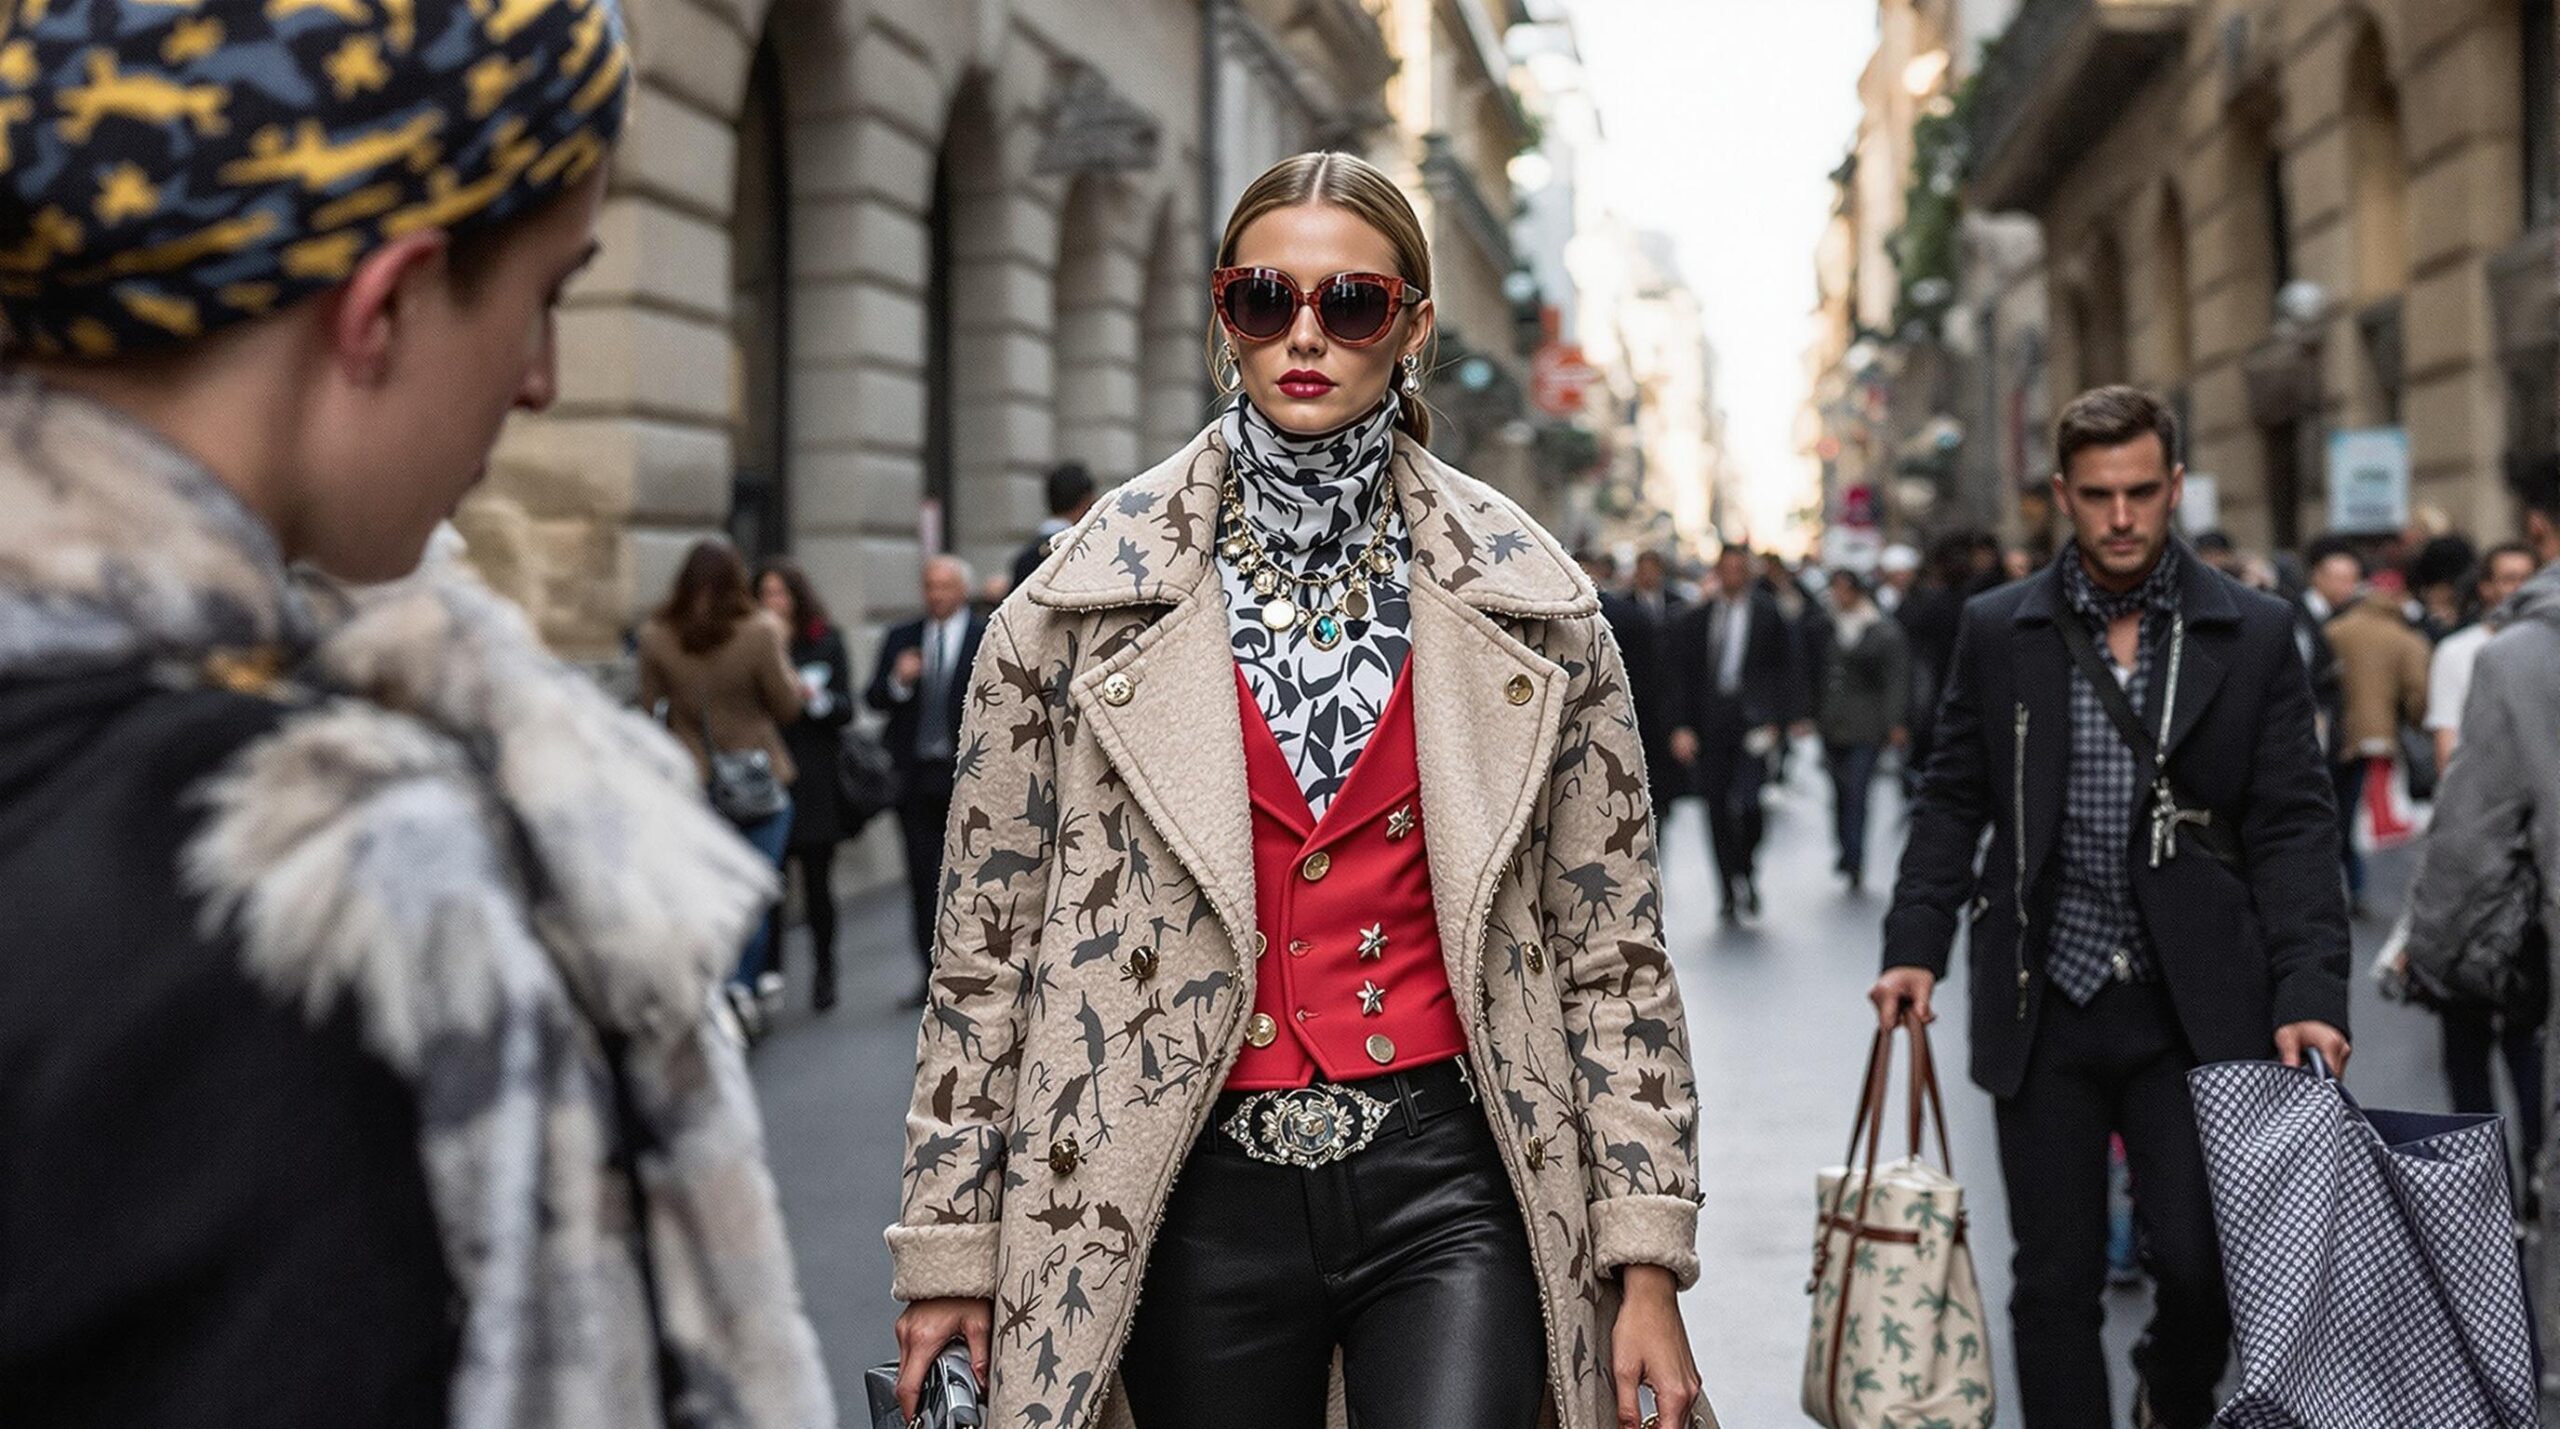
[884,427,1707,1429]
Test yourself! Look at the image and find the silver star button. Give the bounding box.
[1357,924,1387,960]
[1357,980,1386,1016]
[1386,805,1417,841]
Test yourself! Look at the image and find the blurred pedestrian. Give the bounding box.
[2404,469,2560,1229]
[0,0,830,1421]
[1012,461,1098,592]
[2407,534,2479,643]
[887,149,1707,1429]
[2321,547,2431,910]
[759,557,856,1013]
[1669,544,1797,921]
[1873,386,2349,1429]
[1876,542,1920,612]
[2002,545,2036,583]
[1625,548,1695,812]
[2193,529,2245,580]
[1811,569,1909,891]
[866,553,985,1007]
[1895,533,1973,791]
[642,540,806,1023]
[2426,541,2540,771]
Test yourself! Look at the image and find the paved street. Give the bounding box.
[750,742,2457,1425]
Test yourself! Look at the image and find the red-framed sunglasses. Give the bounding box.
[1211,266,1426,349]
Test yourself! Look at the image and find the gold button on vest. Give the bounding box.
[1365,1033,1396,1064]
[1246,1012,1279,1047]
[1300,850,1332,882]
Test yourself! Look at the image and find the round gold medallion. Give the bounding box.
[1342,582,1371,620]
[1246,1012,1279,1048]
[1365,1033,1396,1065]
[1251,568,1278,596]
[1261,596,1299,632]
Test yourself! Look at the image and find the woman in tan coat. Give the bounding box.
[888,152,1709,1429]
[640,538,804,1017]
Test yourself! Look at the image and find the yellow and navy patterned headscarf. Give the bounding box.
[0,0,629,359]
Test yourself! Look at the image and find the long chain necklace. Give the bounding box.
[1217,466,1397,651]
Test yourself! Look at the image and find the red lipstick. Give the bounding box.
[1277,369,1336,400]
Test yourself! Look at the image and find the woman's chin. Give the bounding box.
[1251,388,1381,437]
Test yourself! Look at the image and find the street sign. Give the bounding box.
[1838,483,1877,528]
[2325,427,2409,534]
[1530,342,1601,416]
[1824,526,1883,573]
[2179,474,2219,535]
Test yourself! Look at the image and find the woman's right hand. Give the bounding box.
[894,1297,993,1419]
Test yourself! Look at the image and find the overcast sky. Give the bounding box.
[1568,0,1876,542]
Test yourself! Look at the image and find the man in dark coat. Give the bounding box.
[1667,544,1797,920]
[867,553,988,1003]
[1609,548,1692,815]
[1871,387,2350,1429]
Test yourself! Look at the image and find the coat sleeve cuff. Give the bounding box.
[884,1222,1002,1302]
[2270,969,2351,1041]
[1590,1194,1701,1292]
[1881,904,1956,975]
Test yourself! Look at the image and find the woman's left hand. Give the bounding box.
[1611,1264,1704,1429]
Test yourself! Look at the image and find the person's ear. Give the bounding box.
[327,231,450,386]
[1402,297,1435,362]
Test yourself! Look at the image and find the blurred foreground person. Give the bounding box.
[1872,387,2347,1429]
[0,2,831,1423]
[2405,478,2560,1224]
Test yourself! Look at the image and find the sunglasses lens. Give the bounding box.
[1318,278,1393,344]
[1223,276,1297,340]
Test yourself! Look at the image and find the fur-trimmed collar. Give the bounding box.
[0,373,766,1052]
[1023,424,1599,620]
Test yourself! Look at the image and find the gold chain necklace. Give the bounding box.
[1217,468,1396,650]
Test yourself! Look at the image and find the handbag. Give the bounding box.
[1802,1014,1995,1429]
[2404,837,2549,1023]
[862,1341,983,1429]
[836,722,903,831]
[2190,1049,2539,1428]
[700,708,788,823]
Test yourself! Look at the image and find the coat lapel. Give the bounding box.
[2160,554,2239,759]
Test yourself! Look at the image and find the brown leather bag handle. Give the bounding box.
[1819,1011,1956,1425]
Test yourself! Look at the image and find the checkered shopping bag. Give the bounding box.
[2188,1053,2537,1428]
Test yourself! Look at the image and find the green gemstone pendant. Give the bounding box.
[1309,614,1344,649]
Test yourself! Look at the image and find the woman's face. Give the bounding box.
[759,572,795,625]
[1223,202,1433,436]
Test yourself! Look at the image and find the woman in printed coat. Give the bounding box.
[887,152,1711,1429]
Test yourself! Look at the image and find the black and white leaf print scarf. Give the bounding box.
[1217,392,1413,817]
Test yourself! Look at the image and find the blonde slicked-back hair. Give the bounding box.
[1209,151,1437,446]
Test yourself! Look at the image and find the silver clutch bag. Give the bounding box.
[862,1341,983,1429]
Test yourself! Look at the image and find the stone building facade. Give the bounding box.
[1968,0,2558,548]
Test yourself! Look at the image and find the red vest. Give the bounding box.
[1225,658,1467,1090]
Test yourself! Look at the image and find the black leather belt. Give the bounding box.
[1213,1058,1477,1168]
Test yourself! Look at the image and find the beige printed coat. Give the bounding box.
[884,427,1706,1429]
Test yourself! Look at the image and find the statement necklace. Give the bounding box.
[1218,466,1396,650]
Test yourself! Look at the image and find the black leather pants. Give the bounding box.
[1120,1065,1548,1429]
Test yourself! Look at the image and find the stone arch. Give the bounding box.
[2149,183,2194,387]
[2068,228,2129,393]
[2344,14,2411,304]
[1140,195,1209,461]
[1053,175,1149,478]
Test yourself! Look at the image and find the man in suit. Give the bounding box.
[867,553,988,1004]
[1667,544,1796,921]
[1870,387,2351,1429]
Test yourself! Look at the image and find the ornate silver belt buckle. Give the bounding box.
[1221,1084,1394,1168]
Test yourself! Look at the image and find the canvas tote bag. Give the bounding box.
[1802,1015,1995,1429]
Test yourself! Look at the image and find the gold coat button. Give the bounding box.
[1125,947,1157,982]
[1525,1135,1547,1171]
[1100,672,1135,706]
[1365,1033,1396,1064]
[1300,850,1332,882]
[1246,1013,1278,1047]
[1251,931,1268,957]
[1048,1135,1081,1175]
[1504,673,1534,705]
[1526,945,1545,975]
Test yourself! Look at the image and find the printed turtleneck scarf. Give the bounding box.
[1216,391,1414,816]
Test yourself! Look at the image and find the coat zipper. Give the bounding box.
[2013,701,2031,1021]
